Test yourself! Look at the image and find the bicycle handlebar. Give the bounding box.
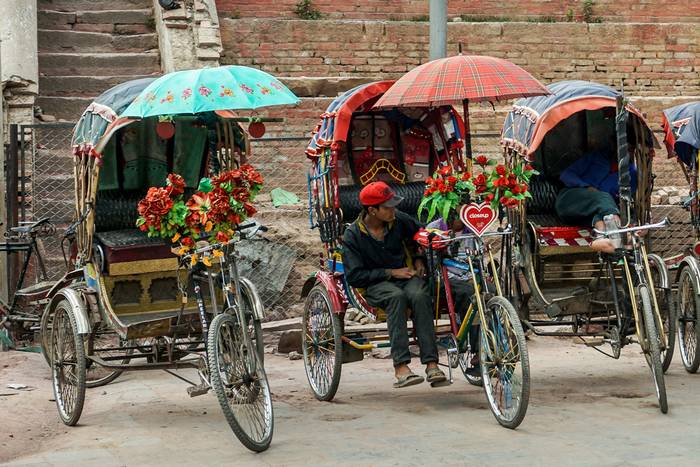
[428,227,512,245]
[593,217,670,238]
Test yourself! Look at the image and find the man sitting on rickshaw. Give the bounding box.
[343,181,447,388]
[555,145,637,253]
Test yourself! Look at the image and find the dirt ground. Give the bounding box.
[2,336,700,466]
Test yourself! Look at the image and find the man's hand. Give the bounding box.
[390,267,414,280]
[413,259,426,278]
[587,186,598,192]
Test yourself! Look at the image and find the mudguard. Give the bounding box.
[44,286,92,335]
[240,277,265,321]
[305,270,345,315]
[677,255,700,293]
[647,253,670,290]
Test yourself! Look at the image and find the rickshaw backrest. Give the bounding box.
[94,189,145,232]
[526,176,562,215]
[338,181,424,221]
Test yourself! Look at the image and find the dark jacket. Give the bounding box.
[342,210,423,288]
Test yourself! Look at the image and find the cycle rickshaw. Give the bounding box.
[40,67,299,452]
[661,101,700,373]
[501,80,672,412]
[302,79,531,428]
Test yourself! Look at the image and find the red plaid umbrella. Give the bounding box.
[373,54,549,158]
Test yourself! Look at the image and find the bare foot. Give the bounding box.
[591,238,616,254]
[394,363,414,379]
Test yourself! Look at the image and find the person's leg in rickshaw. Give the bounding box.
[555,186,621,253]
[364,277,445,387]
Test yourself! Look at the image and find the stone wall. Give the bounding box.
[217,0,700,22]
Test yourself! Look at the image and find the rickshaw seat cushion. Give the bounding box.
[95,229,175,271]
[338,182,424,221]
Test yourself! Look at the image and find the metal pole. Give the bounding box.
[0,37,5,301]
[429,0,447,61]
[6,125,19,296]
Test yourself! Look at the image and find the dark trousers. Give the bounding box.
[364,277,438,368]
[555,187,619,226]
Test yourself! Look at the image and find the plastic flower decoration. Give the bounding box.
[136,165,265,259]
[418,156,538,222]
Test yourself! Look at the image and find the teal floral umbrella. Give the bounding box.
[120,65,299,118]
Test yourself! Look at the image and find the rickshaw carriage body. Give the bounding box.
[45,77,262,359]
[661,100,700,373]
[303,80,467,328]
[500,80,665,321]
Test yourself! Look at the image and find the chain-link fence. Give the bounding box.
[15,123,76,282]
[6,123,695,322]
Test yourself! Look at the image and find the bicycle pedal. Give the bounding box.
[187,383,210,397]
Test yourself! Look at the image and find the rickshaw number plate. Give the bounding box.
[460,202,496,237]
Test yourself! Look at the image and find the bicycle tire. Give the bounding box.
[302,285,343,401]
[480,296,530,429]
[207,312,273,452]
[639,285,668,414]
[648,254,675,372]
[50,300,86,426]
[676,267,700,373]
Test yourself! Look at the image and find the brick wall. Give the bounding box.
[217,0,700,22]
[221,20,700,98]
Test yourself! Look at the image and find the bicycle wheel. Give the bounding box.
[207,312,273,452]
[648,254,675,372]
[676,267,700,373]
[639,284,668,414]
[479,296,530,429]
[50,300,86,426]
[85,326,127,388]
[302,284,343,401]
[40,306,53,366]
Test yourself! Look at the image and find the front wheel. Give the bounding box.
[676,266,700,373]
[207,312,273,452]
[50,300,86,426]
[302,284,343,401]
[480,296,530,429]
[639,285,668,414]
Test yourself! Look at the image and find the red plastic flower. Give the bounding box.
[447,176,457,185]
[474,173,486,186]
[496,164,507,176]
[475,155,489,166]
[438,166,451,176]
[166,173,185,197]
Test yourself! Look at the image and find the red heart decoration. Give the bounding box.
[460,202,497,237]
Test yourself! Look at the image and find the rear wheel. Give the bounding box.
[302,285,343,401]
[207,312,273,452]
[480,296,530,429]
[50,300,86,426]
[676,267,700,373]
[639,285,668,414]
[648,254,675,372]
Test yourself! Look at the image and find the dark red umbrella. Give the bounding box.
[374,54,550,158]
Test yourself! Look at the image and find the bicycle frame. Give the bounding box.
[432,229,511,351]
[595,219,669,352]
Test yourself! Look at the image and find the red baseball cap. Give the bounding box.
[359,181,403,207]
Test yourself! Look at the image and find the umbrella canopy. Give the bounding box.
[373,54,549,108]
[373,55,549,160]
[662,101,700,166]
[121,65,300,118]
[501,80,654,160]
[72,77,156,152]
